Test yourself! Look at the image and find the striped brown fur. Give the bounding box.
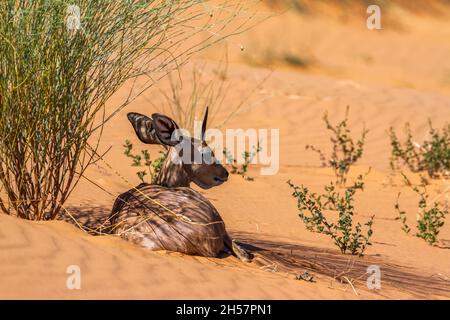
[108,109,251,262]
[109,184,227,257]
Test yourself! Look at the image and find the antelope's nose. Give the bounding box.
[214,167,229,182]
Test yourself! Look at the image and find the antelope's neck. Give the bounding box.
[155,147,190,188]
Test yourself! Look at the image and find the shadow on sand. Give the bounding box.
[233,232,450,298]
[59,207,449,298]
[58,206,112,235]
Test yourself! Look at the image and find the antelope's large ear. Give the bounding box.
[152,113,181,146]
[201,106,209,141]
[127,112,160,144]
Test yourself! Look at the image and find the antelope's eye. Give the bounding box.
[200,147,213,164]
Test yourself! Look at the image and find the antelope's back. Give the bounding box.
[109,183,227,257]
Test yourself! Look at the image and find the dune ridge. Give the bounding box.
[1,3,450,299]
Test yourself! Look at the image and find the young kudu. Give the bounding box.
[108,109,251,262]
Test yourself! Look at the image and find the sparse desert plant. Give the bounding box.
[395,182,448,246]
[155,57,230,134]
[223,143,262,181]
[0,1,256,220]
[288,176,374,256]
[389,121,450,178]
[282,52,310,68]
[306,106,368,185]
[123,140,167,184]
[149,53,269,135]
[242,44,314,70]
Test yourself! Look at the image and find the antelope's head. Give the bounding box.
[127,108,229,189]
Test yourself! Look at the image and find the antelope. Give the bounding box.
[108,108,252,262]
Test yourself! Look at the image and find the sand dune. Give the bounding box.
[0,213,376,299]
[2,63,450,299]
[1,2,450,299]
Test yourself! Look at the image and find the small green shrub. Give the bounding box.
[282,52,309,68]
[123,140,167,184]
[389,121,450,178]
[288,176,374,256]
[306,106,368,185]
[223,143,262,181]
[395,183,448,245]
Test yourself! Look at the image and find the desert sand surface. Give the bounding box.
[1,1,450,299]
